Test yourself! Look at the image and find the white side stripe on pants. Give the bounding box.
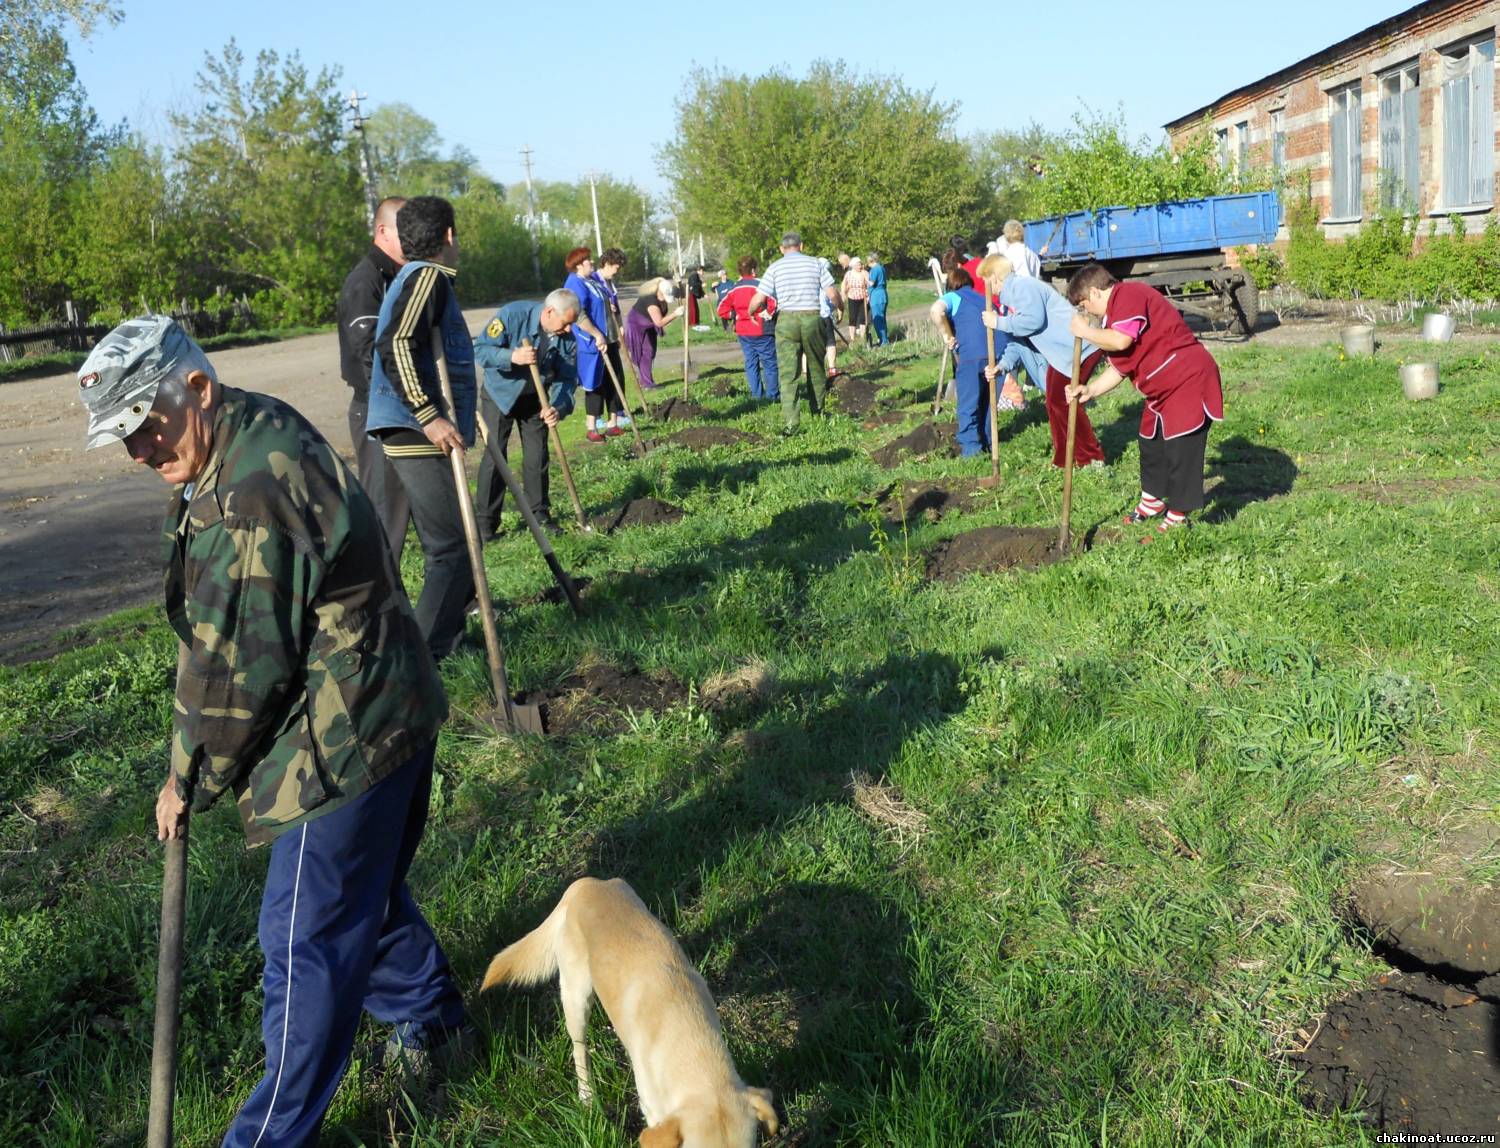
[252,824,308,1148]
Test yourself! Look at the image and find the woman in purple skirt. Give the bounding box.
[624,277,683,390]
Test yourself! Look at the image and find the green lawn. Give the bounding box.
[2,324,1498,1145]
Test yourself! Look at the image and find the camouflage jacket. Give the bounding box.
[163,386,448,846]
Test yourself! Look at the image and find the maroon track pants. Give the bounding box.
[1044,350,1106,468]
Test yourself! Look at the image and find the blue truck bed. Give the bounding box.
[1023,192,1282,266]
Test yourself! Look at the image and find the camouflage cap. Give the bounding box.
[77,315,208,450]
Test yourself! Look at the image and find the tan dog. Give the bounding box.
[482,877,779,1148]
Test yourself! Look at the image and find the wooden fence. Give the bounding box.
[0,292,256,363]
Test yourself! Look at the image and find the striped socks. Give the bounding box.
[1125,494,1164,524]
[1159,510,1189,531]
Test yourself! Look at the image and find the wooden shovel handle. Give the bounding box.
[147,826,189,1148]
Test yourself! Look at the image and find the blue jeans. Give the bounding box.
[738,333,779,398]
[222,743,464,1148]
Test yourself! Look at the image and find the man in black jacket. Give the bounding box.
[337,196,411,563]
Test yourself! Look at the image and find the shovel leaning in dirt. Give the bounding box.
[979,293,1002,489]
[1058,335,1083,555]
[931,343,953,418]
[599,347,649,458]
[434,334,544,733]
[522,339,590,534]
[473,417,583,618]
[146,820,188,1148]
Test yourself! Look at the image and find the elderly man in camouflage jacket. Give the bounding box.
[77,316,465,1147]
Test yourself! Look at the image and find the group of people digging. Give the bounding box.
[76,191,1229,1143]
[930,235,1224,537]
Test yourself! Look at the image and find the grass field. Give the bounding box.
[2,321,1498,1146]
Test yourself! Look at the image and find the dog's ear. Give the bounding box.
[639,1117,683,1148]
[746,1087,779,1135]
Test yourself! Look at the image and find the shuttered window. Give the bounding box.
[1330,83,1363,218]
[1441,37,1495,208]
[1270,110,1287,176]
[1378,62,1421,211]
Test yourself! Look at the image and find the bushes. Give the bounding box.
[1285,183,1500,302]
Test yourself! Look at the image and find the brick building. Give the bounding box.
[1164,0,1499,238]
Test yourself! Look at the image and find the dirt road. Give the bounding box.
[0,296,875,662]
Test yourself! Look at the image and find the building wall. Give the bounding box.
[1166,0,1500,239]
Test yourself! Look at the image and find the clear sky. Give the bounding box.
[66,0,1389,196]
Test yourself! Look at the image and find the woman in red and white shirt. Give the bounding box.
[1064,262,1224,534]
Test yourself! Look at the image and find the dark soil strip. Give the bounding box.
[862,411,921,429]
[925,526,1059,582]
[667,426,763,449]
[592,497,684,533]
[870,422,959,468]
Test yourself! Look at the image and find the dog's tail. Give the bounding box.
[481,898,566,992]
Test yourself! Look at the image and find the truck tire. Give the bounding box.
[1229,276,1259,336]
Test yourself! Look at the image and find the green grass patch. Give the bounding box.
[2,332,1498,1145]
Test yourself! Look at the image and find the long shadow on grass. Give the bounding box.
[1201,434,1297,523]
[1095,398,1147,461]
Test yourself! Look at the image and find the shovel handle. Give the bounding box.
[522,340,588,532]
[985,293,1000,484]
[434,329,518,730]
[475,417,584,618]
[147,826,189,1148]
[1059,336,1082,554]
[600,351,647,458]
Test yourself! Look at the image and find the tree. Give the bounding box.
[69,138,181,317]
[0,9,116,324]
[1027,109,1234,216]
[170,40,366,325]
[967,123,1057,230]
[660,62,989,269]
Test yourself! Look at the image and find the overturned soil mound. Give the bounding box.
[925,526,1059,581]
[1293,972,1500,1133]
[871,422,959,468]
[650,397,709,421]
[876,479,984,526]
[667,426,763,450]
[831,376,881,418]
[710,378,738,397]
[539,660,683,735]
[593,497,684,533]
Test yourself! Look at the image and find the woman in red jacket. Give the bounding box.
[1064,262,1224,535]
[717,255,780,400]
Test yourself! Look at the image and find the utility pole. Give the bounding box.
[673,217,683,280]
[520,144,542,286]
[584,170,603,254]
[641,194,651,276]
[697,233,705,268]
[347,89,379,230]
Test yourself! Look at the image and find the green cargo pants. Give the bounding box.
[775,310,828,431]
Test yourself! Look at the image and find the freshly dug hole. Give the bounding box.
[593,497,684,533]
[875,479,985,525]
[831,376,881,417]
[538,660,682,735]
[650,397,709,421]
[667,426,763,449]
[870,422,958,468]
[925,526,1059,581]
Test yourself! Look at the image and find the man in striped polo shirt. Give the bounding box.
[749,231,842,435]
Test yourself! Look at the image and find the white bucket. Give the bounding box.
[1341,324,1375,355]
[1420,312,1455,342]
[1400,362,1439,400]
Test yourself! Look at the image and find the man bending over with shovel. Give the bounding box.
[76,315,465,1147]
